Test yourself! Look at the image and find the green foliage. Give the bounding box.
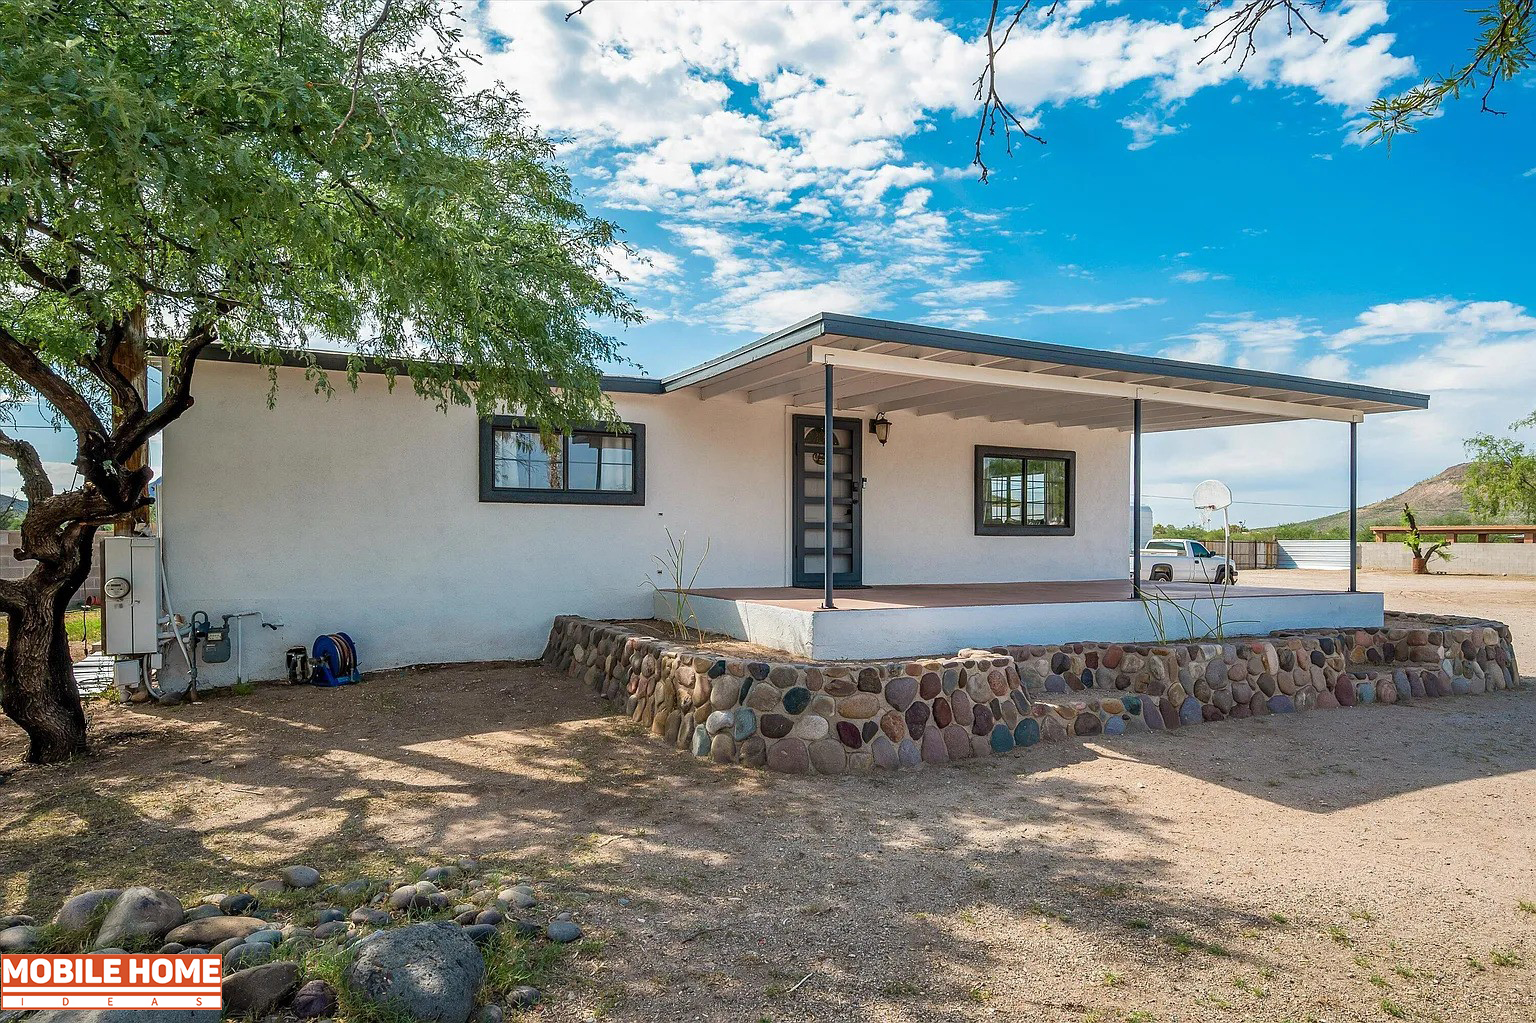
[1362,0,1534,146]
[0,0,641,757]
[1399,504,1453,563]
[0,493,21,530]
[1463,411,1536,522]
[0,0,639,441]
[1153,522,1351,542]
[644,529,711,642]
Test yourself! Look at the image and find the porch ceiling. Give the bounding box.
[663,313,1429,432]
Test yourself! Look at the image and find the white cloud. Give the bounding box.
[1151,297,1536,525]
[1026,297,1165,315]
[0,459,76,499]
[458,0,1414,334]
[913,279,1016,306]
[1119,111,1180,150]
[1330,298,1536,349]
[1525,166,1536,178]
[1171,269,1231,283]
[1165,312,1320,370]
[606,245,682,290]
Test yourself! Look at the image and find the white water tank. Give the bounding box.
[1131,504,1154,542]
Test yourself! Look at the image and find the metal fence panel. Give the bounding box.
[1206,540,1278,569]
[1276,539,1354,570]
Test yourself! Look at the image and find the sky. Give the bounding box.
[8,0,1535,528]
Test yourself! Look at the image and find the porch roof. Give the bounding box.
[661,313,1429,433]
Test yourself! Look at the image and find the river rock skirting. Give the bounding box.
[541,614,1522,776]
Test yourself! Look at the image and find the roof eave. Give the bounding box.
[661,312,1431,413]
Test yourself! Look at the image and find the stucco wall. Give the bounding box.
[160,362,1130,681]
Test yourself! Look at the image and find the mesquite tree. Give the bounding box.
[0,0,638,763]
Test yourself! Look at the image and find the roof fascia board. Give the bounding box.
[193,343,664,394]
[813,314,1426,409]
[811,345,1366,424]
[665,312,1425,410]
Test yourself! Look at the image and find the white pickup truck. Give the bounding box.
[1134,539,1238,585]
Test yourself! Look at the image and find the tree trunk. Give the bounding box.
[1,528,96,763]
[111,309,150,537]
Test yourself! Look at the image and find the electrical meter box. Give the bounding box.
[101,536,160,655]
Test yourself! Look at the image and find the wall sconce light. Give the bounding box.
[869,413,891,446]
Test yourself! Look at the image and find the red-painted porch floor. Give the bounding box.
[681,579,1338,612]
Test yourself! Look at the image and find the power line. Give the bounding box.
[1143,492,1344,511]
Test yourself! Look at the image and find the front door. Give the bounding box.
[791,414,862,589]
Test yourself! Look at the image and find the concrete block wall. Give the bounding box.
[0,530,104,605]
[1359,542,1536,577]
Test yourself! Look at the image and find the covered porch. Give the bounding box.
[661,314,1425,658]
[664,578,1385,660]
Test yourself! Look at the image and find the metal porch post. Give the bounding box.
[1132,397,1143,597]
[1349,419,1358,593]
[821,361,837,610]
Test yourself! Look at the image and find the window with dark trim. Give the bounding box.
[974,446,1075,536]
[479,416,645,505]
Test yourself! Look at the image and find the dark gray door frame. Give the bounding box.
[791,412,863,591]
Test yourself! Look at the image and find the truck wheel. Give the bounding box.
[1213,566,1227,584]
[1150,566,1173,583]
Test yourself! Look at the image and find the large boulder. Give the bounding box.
[291,979,338,1020]
[344,923,485,1023]
[221,961,301,1017]
[93,887,183,950]
[278,865,321,889]
[164,915,267,947]
[55,889,123,933]
[0,924,40,951]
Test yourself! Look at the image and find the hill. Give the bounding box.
[1276,462,1519,534]
[1160,463,1519,542]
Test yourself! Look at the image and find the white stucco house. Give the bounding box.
[158,313,1427,679]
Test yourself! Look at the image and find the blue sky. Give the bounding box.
[461,0,1536,527]
[9,0,1534,528]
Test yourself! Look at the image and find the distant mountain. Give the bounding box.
[1277,463,1518,534]
[0,494,26,524]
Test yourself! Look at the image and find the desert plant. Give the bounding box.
[1138,570,1254,644]
[645,529,711,642]
[1399,504,1453,574]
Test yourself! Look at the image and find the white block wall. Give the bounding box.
[1358,542,1536,577]
[158,361,1131,682]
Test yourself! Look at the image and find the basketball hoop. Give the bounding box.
[1194,479,1234,554]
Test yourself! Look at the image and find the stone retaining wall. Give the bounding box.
[541,614,1522,776]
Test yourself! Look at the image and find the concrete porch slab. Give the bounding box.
[661,580,1386,660]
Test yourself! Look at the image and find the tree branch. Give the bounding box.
[0,428,55,506]
[0,323,110,442]
[1195,0,1327,71]
[87,311,149,425]
[113,302,233,459]
[0,231,84,299]
[972,0,1050,183]
[332,0,394,141]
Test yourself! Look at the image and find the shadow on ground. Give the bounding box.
[3,658,1534,1023]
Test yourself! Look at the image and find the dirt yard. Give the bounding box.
[3,569,1535,1022]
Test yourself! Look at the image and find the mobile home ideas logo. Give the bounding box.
[1,954,223,1010]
